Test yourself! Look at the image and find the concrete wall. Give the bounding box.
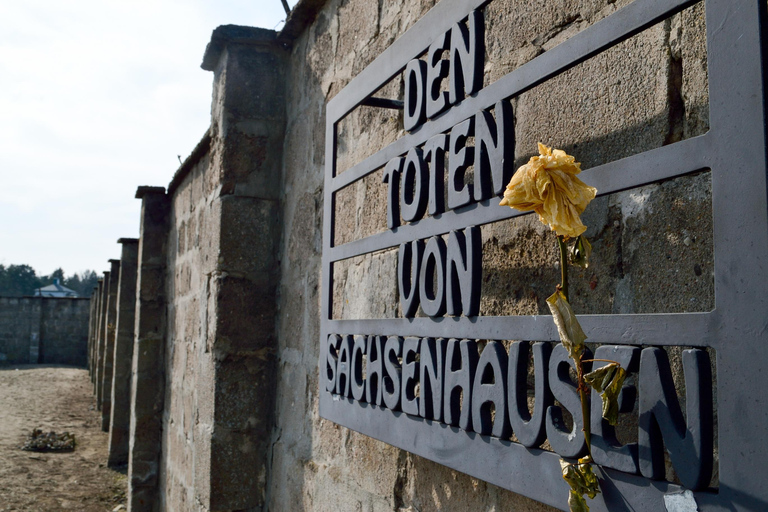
[269,1,710,511]
[0,297,90,366]
[85,0,719,510]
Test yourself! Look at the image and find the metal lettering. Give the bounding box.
[418,236,447,317]
[398,239,423,317]
[350,335,367,401]
[401,337,421,415]
[383,336,403,411]
[336,334,354,397]
[638,348,713,490]
[403,59,427,131]
[443,338,478,430]
[426,32,450,120]
[474,101,514,200]
[383,156,403,229]
[419,337,446,421]
[400,147,429,222]
[326,335,714,490]
[423,133,447,216]
[546,344,589,458]
[445,226,481,317]
[471,341,511,438]
[448,117,474,209]
[325,334,341,393]
[366,335,385,406]
[448,10,484,104]
[508,341,553,448]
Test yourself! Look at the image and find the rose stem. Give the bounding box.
[557,235,591,455]
[558,236,569,300]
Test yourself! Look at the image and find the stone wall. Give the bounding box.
[0,297,90,366]
[83,0,735,510]
[269,0,711,511]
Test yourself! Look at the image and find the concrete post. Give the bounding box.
[87,288,97,373]
[102,258,121,432]
[128,186,169,512]
[196,25,285,511]
[91,279,103,385]
[109,238,139,468]
[96,271,110,404]
[28,297,42,364]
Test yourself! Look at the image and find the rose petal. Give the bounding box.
[499,144,596,238]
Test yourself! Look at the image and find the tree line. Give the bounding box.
[0,264,99,298]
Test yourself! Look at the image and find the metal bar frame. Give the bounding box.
[319,0,768,510]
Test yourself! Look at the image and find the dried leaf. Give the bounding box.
[584,363,627,426]
[602,366,626,425]
[568,490,590,512]
[547,290,587,359]
[561,459,600,512]
[584,363,617,393]
[578,462,600,500]
[561,459,580,488]
[570,235,592,268]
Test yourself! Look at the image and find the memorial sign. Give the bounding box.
[319,0,768,510]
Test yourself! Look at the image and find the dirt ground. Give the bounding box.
[0,365,127,512]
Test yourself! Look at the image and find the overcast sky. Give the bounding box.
[0,0,295,276]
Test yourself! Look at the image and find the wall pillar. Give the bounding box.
[195,25,285,511]
[102,258,121,432]
[87,287,97,372]
[91,280,103,385]
[128,186,169,512]
[96,271,110,404]
[109,238,139,467]
[28,297,42,364]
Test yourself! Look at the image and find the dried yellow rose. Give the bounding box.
[500,143,597,239]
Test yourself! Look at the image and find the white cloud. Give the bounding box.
[0,0,292,276]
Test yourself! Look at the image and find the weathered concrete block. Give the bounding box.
[209,426,266,510]
[90,280,103,381]
[211,275,276,358]
[218,196,279,280]
[96,271,110,407]
[109,238,139,468]
[204,26,287,200]
[102,258,121,433]
[332,249,399,319]
[128,188,169,512]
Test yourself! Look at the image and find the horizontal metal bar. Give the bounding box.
[329,0,699,189]
[328,135,710,261]
[322,310,718,348]
[319,391,711,512]
[361,97,404,109]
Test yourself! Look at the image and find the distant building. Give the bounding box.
[34,279,78,298]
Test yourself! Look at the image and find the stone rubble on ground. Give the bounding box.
[20,428,76,452]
